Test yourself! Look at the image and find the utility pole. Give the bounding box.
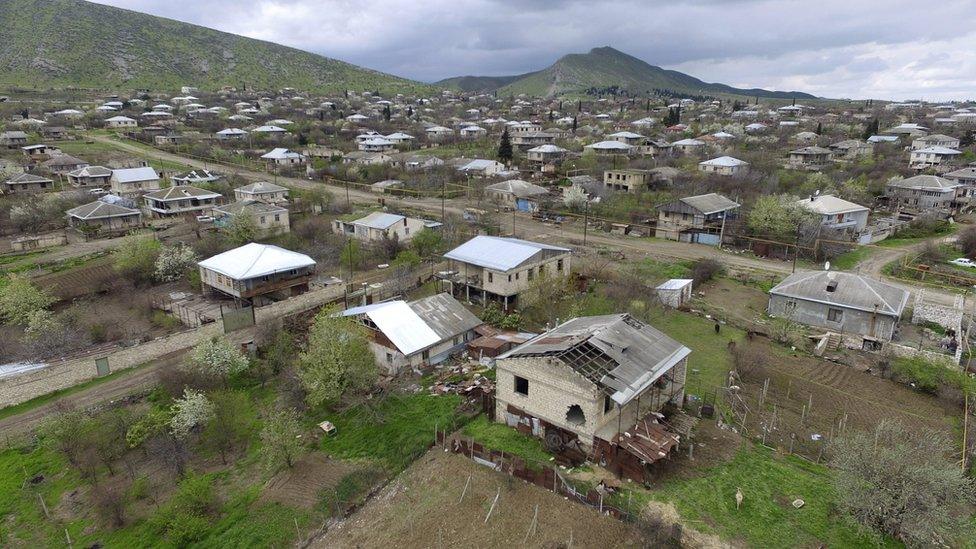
[583,200,589,246]
[441,178,446,222]
[345,179,350,209]
[792,222,802,273]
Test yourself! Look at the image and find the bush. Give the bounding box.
[691,258,724,285]
[114,236,162,285]
[891,355,976,399]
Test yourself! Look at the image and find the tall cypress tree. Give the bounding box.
[497,128,513,163]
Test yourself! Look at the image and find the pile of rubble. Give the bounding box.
[429,362,495,398]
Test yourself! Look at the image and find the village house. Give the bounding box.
[828,139,873,160]
[884,174,962,219]
[213,200,290,236]
[796,194,870,234]
[484,179,549,211]
[22,144,52,159]
[66,199,142,234]
[787,146,832,170]
[636,138,672,156]
[511,131,556,150]
[42,154,88,174]
[216,128,248,140]
[455,158,506,177]
[698,156,749,177]
[143,185,222,218]
[343,151,393,166]
[342,293,483,375]
[198,243,316,305]
[768,270,909,343]
[261,147,306,168]
[655,193,739,245]
[357,137,396,152]
[171,169,220,186]
[911,134,960,150]
[110,166,161,198]
[494,314,689,467]
[234,181,288,204]
[603,169,652,192]
[459,125,487,139]
[670,138,705,155]
[0,131,28,148]
[526,144,568,166]
[104,115,137,129]
[909,146,961,169]
[391,153,444,170]
[441,235,571,309]
[3,172,54,194]
[583,140,634,156]
[332,211,428,243]
[67,165,112,188]
[425,125,454,140]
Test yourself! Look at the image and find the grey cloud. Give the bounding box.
[92,0,976,99]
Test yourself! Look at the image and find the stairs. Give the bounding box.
[814,332,842,356]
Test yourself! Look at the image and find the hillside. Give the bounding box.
[439,47,815,99]
[435,73,535,94]
[0,0,430,94]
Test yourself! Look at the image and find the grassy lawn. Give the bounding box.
[650,310,744,394]
[830,246,875,271]
[461,415,553,465]
[320,393,467,471]
[615,444,890,549]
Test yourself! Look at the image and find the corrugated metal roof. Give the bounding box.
[112,167,159,183]
[408,293,482,340]
[500,314,691,406]
[769,270,909,316]
[669,193,740,215]
[444,235,569,272]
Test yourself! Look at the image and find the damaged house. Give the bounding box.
[342,293,482,375]
[494,314,690,477]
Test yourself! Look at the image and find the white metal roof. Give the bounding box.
[444,235,569,272]
[112,167,159,183]
[699,156,748,167]
[198,243,315,280]
[344,300,441,355]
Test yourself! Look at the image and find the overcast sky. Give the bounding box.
[93,0,976,101]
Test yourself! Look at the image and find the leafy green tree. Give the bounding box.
[297,307,378,407]
[114,235,162,285]
[202,391,254,464]
[260,409,304,471]
[392,249,421,267]
[410,228,443,258]
[225,213,258,245]
[0,273,55,325]
[497,128,513,163]
[340,238,362,271]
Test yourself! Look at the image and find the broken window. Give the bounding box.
[514,375,529,396]
[566,404,586,426]
[827,308,844,322]
[603,395,613,414]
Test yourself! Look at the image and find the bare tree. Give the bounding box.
[830,420,976,547]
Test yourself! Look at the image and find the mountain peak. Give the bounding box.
[439,45,814,99]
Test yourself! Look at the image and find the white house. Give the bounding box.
[105,116,137,129]
[909,146,961,169]
[261,148,306,167]
[796,194,870,233]
[698,156,749,177]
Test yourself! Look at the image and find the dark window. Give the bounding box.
[557,259,564,271]
[527,268,534,281]
[604,395,613,413]
[828,308,844,322]
[488,272,493,283]
[566,404,586,426]
[514,375,529,396]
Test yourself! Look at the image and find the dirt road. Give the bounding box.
[0,350,185,436]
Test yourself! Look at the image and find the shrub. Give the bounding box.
[0,273,55,325]
[691,258,724,285]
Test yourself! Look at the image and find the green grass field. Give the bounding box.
[650,310,744,394]
[614,444,891,548]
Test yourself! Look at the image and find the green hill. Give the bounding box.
[0,0,431,94]
[439,46,815,99]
